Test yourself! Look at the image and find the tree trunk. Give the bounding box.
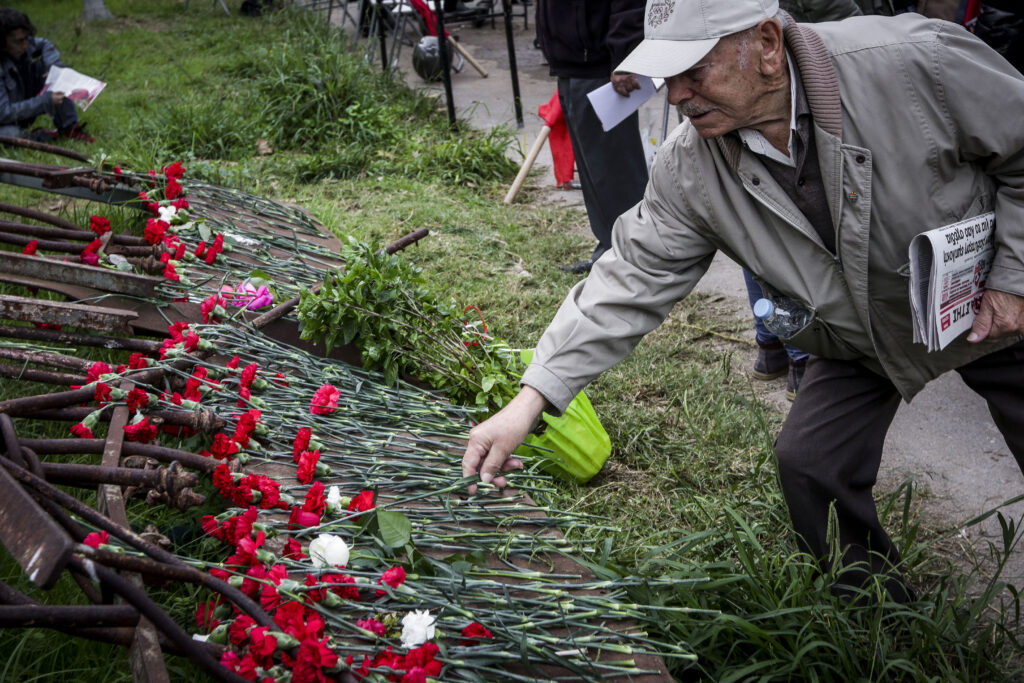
[81,0,114,21]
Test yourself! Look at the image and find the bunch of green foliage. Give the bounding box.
[297,238,522,415]
[126,7,517,185]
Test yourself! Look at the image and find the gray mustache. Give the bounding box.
[678,104,714,118]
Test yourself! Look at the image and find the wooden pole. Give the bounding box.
[447,36,488,78]
[503,125,551,205]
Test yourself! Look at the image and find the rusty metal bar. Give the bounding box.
[0,294,138,334]
[0,579,224,659]
[0,252,161,298]
[0,217,95,242]
[0,200,96,232]
[0,208,147,246]
[0,361,183,416]
[27,407,224,433]
[0,459,74,588]
[18,438,222,474]
[0,362,84,386]
[0,414,26,468]
[0,604,140,628]
[0,229,87,253]
[0,322,162,353]
[40,462,199,490]
[68,556,244,683]
[0,345,95,372]
[0,135,91,162]
[0,463,276,629]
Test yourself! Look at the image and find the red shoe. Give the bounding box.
[61,123,94,143]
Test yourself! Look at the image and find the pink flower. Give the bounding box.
[310,384,340,415]
[357,618,386,636]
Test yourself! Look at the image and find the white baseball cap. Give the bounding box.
[616,0,781,78]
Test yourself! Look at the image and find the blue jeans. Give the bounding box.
[743,269,808,363]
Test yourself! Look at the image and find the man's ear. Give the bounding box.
[757,18,785,76]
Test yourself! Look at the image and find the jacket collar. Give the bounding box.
[715,12,842,169]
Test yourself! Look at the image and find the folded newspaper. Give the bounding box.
[42,65,106,111]
[908,211,994,351]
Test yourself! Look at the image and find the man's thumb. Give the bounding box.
[967,298,993,343]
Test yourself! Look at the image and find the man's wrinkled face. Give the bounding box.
[4,29,29,59]
[665,30,774,139]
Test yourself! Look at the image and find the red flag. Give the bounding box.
[538,91,575,188]
[408,0,450,38]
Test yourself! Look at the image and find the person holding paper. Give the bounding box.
[465,0,1024,602]
[535,0,650,274]
[1,8,91,142]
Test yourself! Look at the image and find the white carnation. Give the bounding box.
[308,533,350,568]
[400,609,436,648]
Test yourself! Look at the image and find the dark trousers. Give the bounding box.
[557,76,648,260]
[774,340,1024,595]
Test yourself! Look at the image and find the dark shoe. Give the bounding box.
[559,259,593,275]
[752,341,787,380]
[60,123,94,143]
[27,127,57,142]
[786,358,807,401]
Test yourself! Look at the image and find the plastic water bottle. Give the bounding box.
[752,297,812,338]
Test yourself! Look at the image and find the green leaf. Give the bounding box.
[247,269,273,288]
[377,510,412,549]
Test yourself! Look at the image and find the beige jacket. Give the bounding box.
[524,13,1024,412]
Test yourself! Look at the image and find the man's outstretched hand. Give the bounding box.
[461,386,549,494]
[967,289,1024,342]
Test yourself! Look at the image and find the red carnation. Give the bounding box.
[143,218,169,245]
[70,422,95,438]
[296,449,320,484]
[460,621,494,644]
[128,353,150,370]
[165,177,183,199]
[163,161,186,179]
[293,427,312,462]
[94,381,112,405]
[239,363,258,390]
[80,238,102,266]
[376,565,407,597]
[347,490,375,513]
[126,388,149,412]
[283,536,306,560]
[309,383,340,415]
[124,417,158,443]
[86,361,111,384]
[302,481,326,516]
[83,530,110,548]
[212,463,235,495]
[89,215,111,235]
[22,240,37,255]
[289,506,321,530]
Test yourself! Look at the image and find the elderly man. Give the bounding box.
[464,0,1024,598]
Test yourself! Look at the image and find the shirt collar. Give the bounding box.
[737,50,799,168]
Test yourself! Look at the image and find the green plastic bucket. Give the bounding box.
[513,349,611,483]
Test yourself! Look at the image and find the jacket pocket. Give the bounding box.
[783,312,865,361]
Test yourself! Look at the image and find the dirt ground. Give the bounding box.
[329,5,1024,584]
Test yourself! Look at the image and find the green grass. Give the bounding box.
[1,1,1023,681]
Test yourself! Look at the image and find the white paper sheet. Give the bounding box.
[586,76,663,132]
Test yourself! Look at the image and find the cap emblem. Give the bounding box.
[648,0,675,28]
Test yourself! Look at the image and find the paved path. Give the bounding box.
[340,8,1024,581]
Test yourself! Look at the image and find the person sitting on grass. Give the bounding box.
[0,7,92,142]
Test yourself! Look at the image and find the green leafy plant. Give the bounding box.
[297,238,522,415]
